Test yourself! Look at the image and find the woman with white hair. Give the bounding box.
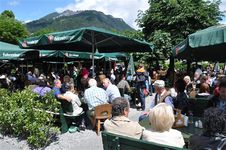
[142,103,185,148]
[183,75,193,95]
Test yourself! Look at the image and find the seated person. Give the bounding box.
[61,75,73,94]
[84,78,109,124]
[63,82,83,116]
[196,82,211,98]
[32,79,51,97]
[189,107,226,150]
[184,75,193,95]
[174,78,189,115]
[103,78,121,103]
[208,77,226,112]
[142,103,185,148]
[104,97,144,139]
[117,74,131,97]
[139,80,174,121]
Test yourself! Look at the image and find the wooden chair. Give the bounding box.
[92,104,112,135]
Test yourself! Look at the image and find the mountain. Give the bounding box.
[26,10,134,33]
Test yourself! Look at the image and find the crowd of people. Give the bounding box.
[0,63,226,149]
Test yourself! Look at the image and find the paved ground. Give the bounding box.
[0,95,154,150]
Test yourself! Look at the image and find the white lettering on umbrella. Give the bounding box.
[27,40,39,45]
[54,36,73,41]
[3,53,20,57]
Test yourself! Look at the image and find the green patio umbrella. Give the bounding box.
[0,41,39,60]
[19,26,153,76]
[126,54,135,76]
[173,25,226,62]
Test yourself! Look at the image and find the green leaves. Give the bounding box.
[137,0,223,59]
[0,88,60,148]
[0,10,29,44]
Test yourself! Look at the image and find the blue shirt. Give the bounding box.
[106,84,121,103]
[33,86,51,97]
[52,87,61,98]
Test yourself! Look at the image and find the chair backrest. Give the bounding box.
[61,100,73,113]
[94,104,112,119]
[188,98,209,117]
[102,131,188,150]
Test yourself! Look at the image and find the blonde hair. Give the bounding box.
[149,103,175,132]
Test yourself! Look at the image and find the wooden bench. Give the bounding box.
[102,131,188,150]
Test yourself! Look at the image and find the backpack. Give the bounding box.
[136,72,147,82]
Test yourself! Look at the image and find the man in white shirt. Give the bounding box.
[84,78,109,123]
[103,78,121,103]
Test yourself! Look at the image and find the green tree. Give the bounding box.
[0,10,29,44]
[1,10,15,19]
[137,0,223,58]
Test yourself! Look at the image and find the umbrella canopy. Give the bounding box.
[173,25,226,62]
[19,26,154,53]
[19,26,153,76]
[0,41,39,60]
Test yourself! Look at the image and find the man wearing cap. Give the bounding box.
[139,80,174,121]
[150,80,174,108]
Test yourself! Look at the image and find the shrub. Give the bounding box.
[0,88,60,148]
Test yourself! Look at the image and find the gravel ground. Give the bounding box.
[0,95,153,150]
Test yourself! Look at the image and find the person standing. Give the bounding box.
[135,64,149,110]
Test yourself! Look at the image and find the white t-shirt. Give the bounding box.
[63,91,83,116]
[142,128,185,148]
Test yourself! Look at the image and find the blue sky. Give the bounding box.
[0,0,226,29]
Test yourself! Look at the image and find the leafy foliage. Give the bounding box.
[0,88,60,148]
[137,0,223,59]
[1,10,15,19]
[0,10,29,44]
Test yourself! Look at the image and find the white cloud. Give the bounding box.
[55,0,149,29]
[220,0,226,11]
[8,0,19,6]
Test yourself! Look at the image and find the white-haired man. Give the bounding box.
[103,78,121,103]
[84,78,109,121]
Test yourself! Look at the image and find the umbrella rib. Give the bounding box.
[96,36,121,46]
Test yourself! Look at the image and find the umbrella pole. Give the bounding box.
[91,31,95,77]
